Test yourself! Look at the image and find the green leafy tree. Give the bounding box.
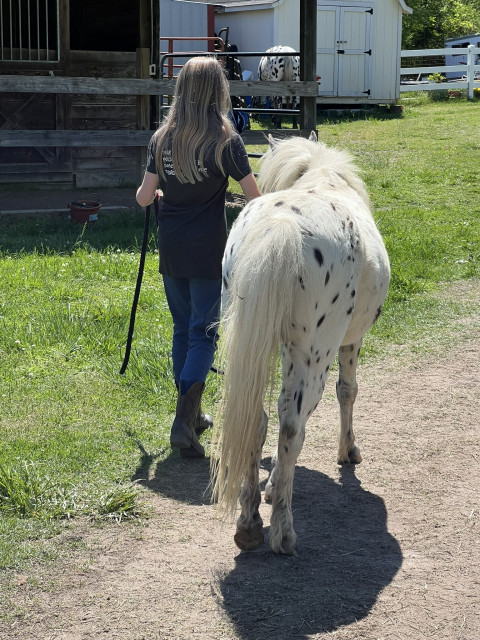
[402,0,480,49]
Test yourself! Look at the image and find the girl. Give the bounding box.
[136,56,260,458]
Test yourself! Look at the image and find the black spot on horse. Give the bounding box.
[314,248,324,267]
[223,276,228,289]
[331,202,336,211]
[325,271,330,285]
[347,306,354,315]
[298,276,305,290]
[317,314,326,328]
[291,205,301,215]
[275,201,284,207]
[374,306,383,322]
[332,293,339,304]
[297,390,303,414]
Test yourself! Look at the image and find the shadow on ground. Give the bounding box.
[216,464,402,639]
[133,445,402,638]
[132,442,212,506]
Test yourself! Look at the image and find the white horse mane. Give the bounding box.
[258,135,371,208]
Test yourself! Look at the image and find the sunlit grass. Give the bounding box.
[0,99,479,571]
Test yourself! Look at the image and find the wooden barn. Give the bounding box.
[207,0,413,104]
[0,0,161,189]
[0,0,319,190]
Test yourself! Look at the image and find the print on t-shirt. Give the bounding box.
[162,149,209,179]
[163,150,175,176]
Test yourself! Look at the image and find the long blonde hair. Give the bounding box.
[154,56,234,184]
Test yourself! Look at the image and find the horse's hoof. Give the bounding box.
[271,533,297,556]
[338,445,362,465]
[234,526,264,552]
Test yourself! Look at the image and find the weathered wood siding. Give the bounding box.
[69,50,138,188]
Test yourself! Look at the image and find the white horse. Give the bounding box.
[258,45,300,129]
[211,133,390,555]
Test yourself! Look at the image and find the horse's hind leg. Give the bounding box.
[266,350,322,555]
[268,411,305,555]
[337,340,363,464]
[234,410,268,552]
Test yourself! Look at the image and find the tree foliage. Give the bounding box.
[402,0,480,49]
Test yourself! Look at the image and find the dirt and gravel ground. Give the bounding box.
[1,282,479,640]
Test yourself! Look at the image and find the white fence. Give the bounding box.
[400,45,480,98]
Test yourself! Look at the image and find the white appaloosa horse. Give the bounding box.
[211,133,390,555]
[258,45,300,128]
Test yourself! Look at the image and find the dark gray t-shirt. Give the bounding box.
[146,134,251,279]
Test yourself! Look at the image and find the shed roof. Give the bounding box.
[183,0,413,13]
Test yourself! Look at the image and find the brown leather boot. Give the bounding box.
[174,382,213,435]
[170,382,206,458]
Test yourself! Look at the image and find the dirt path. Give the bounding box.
[2,287,479,640]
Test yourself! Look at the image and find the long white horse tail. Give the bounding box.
[211,211,305,516]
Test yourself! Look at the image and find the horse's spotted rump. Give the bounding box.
[258,46,300,111]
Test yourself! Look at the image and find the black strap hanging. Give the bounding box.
[119,198,158,374]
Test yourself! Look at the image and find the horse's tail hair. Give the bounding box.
[211,212,304,518]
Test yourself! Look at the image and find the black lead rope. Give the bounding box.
[119,198,158,375]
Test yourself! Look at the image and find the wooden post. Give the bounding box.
[300,0,317,133]
[136,47,151,190]
[467,44,475,100]
[57,0,71,174]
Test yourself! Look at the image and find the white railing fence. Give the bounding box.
[400,44,480,98]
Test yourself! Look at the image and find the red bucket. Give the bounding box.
[69,199,101,223]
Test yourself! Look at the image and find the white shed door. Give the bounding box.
[317,5,372,98]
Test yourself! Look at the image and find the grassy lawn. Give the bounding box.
[0,96,479,571]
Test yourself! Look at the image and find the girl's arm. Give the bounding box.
[239,172,261,202]
[136,171,160,207]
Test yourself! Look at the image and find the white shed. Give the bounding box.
[193,0,413,104]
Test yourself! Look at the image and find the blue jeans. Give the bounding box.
[162,275,221,395]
